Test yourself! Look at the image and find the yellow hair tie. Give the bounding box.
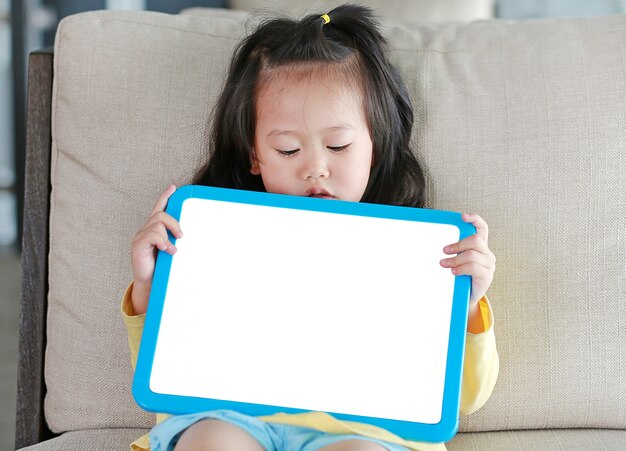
[321,14,330,25]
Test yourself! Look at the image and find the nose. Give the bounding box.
[301,146,330,180]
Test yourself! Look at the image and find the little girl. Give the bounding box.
[123,4,498,451]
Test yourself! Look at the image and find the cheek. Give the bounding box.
[259,160,294,193]
[348,150,373,180]
[356,153,374,189]
[335,153,372,197]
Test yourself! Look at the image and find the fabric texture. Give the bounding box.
[194,0,494,23]
[121,282,498,450]
[44,5,626,442]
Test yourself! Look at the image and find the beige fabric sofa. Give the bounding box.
[16,7,626,450]
[226,0,494,22]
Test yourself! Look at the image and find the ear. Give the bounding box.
[250,150,260,175]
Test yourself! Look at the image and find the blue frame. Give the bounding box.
[133,185,475,443]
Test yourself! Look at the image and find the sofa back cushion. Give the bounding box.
[225,0,494,22]
[46,9,626,433]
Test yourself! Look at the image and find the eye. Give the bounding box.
[328,144,350,152]
[276,149,299,157]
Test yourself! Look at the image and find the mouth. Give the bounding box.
[307,194,335,199]
[304,187,335,199]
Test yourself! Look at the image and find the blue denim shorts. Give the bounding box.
[149,410,410,451]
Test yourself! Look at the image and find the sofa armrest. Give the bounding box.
[15,48,57,449]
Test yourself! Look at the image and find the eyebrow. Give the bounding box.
[266,124,354,137]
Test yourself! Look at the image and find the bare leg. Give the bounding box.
[174,419,265,451]
[318,439,389,451]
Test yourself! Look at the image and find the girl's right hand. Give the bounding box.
[130,184,183,315]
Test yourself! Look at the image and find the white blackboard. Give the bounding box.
[133,185,475,443]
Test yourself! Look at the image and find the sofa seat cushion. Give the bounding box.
[19,428,626,450]
[448,429,626,450]
[19,429,150,450]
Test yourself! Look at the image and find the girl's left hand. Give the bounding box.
[440,213,496,306]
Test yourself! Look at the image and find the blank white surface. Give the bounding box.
[150,198,459,424]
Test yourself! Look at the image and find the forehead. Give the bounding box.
[255,67,366,130]
[257,62,361,97]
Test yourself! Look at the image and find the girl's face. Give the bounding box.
[251,72,373,202]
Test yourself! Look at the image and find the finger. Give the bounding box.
[140,226,177,254]
[440,250,494,269]
[150,184,177,216]
[449,261,491,276]
[149,231,177,254]
[443,234,490,255]
[461,213,488,242]
[144,211,183,238]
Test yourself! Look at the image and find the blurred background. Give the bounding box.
[2,0,626,449]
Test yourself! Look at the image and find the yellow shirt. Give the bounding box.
[122,282,498,450]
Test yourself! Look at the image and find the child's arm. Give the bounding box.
[459,295,499,415]
[466,300,484,334]
[121,280,173,433]
[121,281,144,370]
[439,213,499,414]
[130,184,183,314]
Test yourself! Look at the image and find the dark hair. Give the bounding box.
[193,3,426,208]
